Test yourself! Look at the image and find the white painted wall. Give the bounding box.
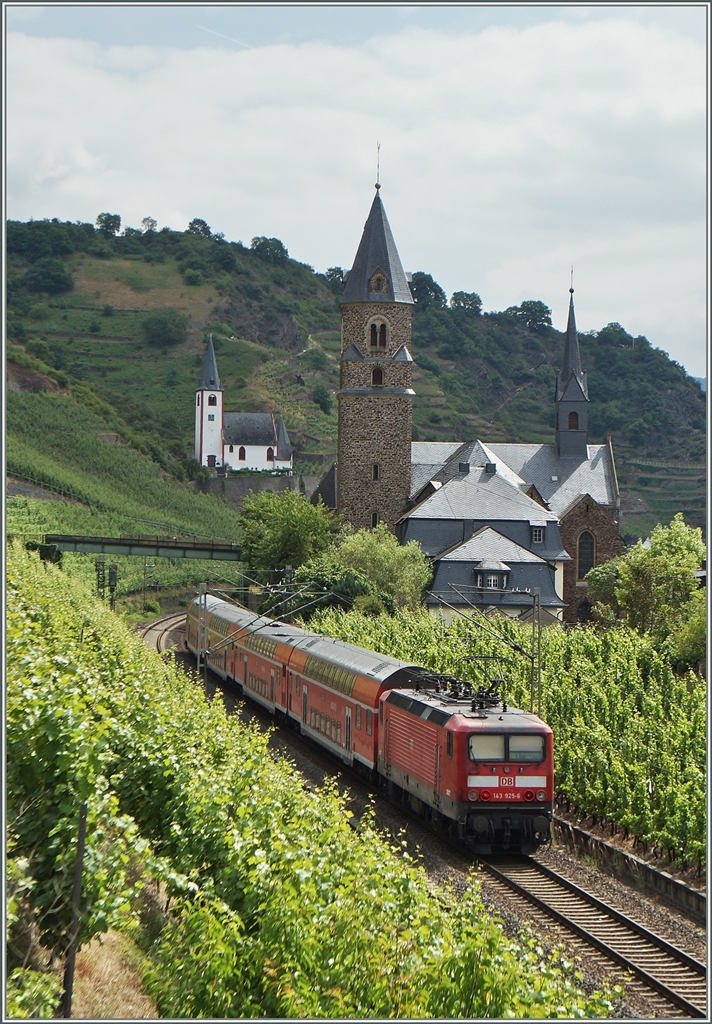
[196,389,224,467]
[223,443,292,472]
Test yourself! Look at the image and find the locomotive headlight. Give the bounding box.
[524,789,534,801]
[468,789,479,801]
[536,790,546,801]
[480,790,491,801]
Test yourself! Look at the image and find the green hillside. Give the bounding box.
[6,216,706,536]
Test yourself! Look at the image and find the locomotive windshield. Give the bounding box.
[468,733,545,762]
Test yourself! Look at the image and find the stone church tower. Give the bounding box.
[336,187,415,530]
[555,287,589,459]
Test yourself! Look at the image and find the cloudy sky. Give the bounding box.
[5,4,707,376]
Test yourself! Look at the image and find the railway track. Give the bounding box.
[142,613,707,1018]
[137,612,186,653]
[481,858,707,1018]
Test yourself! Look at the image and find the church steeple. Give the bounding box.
[555,286,589,460]
[336,186,414,530]
[341,189,413,305]
[199,333,222,391]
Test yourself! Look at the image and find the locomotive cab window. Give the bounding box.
[468,734,505,761]
[446,731,453,758]
[509,734,545,762]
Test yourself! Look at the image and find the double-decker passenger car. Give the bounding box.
[186,595,553,853]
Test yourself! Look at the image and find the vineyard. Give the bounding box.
[308,609,706,871]
[6,544,616,1018]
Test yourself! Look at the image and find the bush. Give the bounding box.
[142,308,190,348]
[24,258,74,294]
[311,383,332,415]
[183,270,202,286]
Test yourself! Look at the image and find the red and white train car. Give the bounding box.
[186,595,553,854]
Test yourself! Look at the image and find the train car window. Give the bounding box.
[447,732,453,758]
[468,734,505,761]
[509,734,545,762]
[368,710,374,735]
[356,706,362,730]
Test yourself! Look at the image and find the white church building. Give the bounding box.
[194,336,293,473]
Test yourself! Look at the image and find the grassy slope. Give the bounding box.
[6,219,706,535]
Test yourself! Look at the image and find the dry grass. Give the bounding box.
[71,929,157,1019]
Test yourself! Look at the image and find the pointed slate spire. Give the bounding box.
[556,288,588,400]
[199,334,222,391]
[341,189,413,305]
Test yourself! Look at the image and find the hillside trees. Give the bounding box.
[24,258,74,294]
[141,308,190,348]
[96,212,121,237]
[240,491,337,576]
[586,513,705,667]
[410,271,447,309]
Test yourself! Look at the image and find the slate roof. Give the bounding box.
[341,190,414,305]
[223,413,292,460]
[412,441,463,466]
[438,526,550,565]
[401,465,552,525]
[556,289,589,400]
[199,335,222,391]
[485,443,617,515]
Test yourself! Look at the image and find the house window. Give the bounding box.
[208,395,217,406]
[532,527,543,544]
[239,446,246,461]
[208,414,215,421]
[372,367,383,386]
[485,574,499,589]
[578,531,595,579]
[568,411,579,430]
[475,573,483,588]
[371,512,379,528]
[372,463,379,481]
[196,394,200,406]
[267,447,274,461]
[370,324,378,346]
[379,323,387,347]
[229,444,234,453]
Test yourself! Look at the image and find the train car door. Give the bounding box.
[302,686,308,725]
[345,707,352,753]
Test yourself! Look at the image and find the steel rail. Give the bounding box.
[480,858,706,1018]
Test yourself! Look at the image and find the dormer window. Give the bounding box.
[532,527,543,544]
[208,395,217,407]
[372,367,383,386]
[369,270,389,294]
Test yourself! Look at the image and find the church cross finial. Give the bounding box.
[375,142,381,190]
[570,265,574,294]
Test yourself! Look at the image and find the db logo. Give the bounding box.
[500,777,515,786]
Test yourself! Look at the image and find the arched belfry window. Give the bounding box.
[568,410,579,430]
[578,531,595,579]
[379,324,386,348]
[208,394,217,407]
[370,324,378,346]
[239,446,246,461]
[372,367,383,386]
[370,271,388,293]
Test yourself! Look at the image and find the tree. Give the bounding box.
[505,300,552,331]
[141,217,157,233]
[311,383,332,415]
[188,218,211,237]
[587,513,705,640]
[141,307,190,348]
[335,524,431,610]
[325,266,343,296]
[250,236,289,265]
[410,271,447,310]
[23,258,74,294]
[290,557,394,617]
[240,491,338,576]
[450,290,482,314]
[96,213,121,237]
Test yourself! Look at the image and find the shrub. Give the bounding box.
[142,308,190,348]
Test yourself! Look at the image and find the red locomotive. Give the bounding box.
[186,595,553,855]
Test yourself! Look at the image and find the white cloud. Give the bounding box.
[6,16,706,374]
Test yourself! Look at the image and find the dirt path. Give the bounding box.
[71,929,157,1019]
